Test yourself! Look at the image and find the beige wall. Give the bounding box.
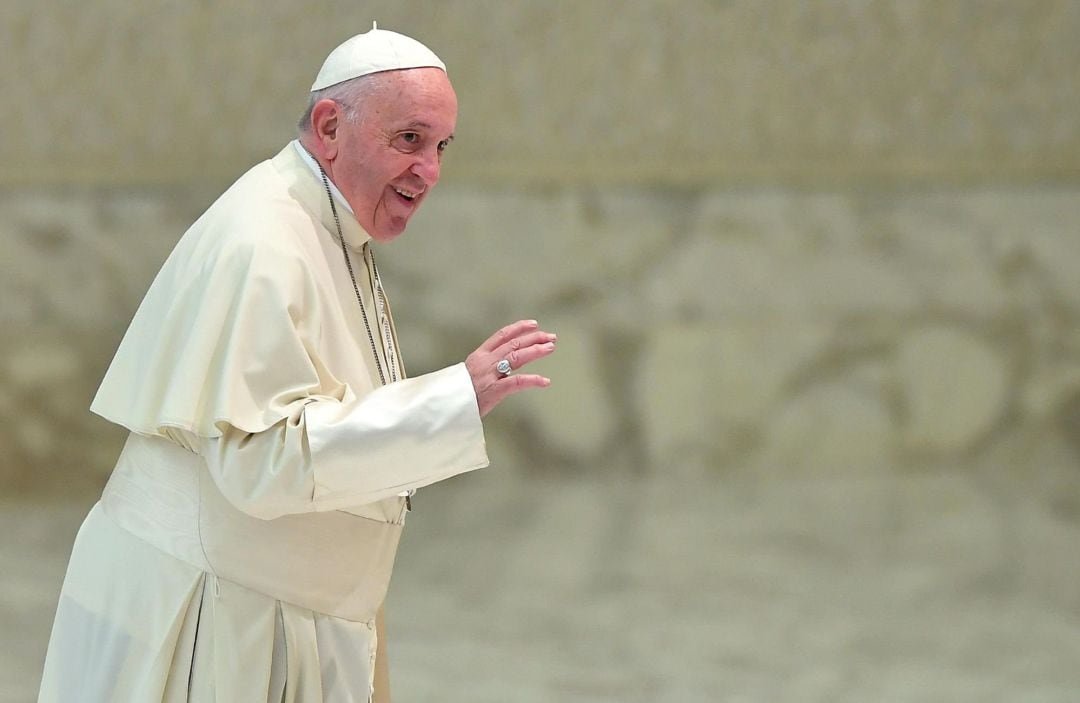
[4,1,1079,187]
[2,1,1079,498]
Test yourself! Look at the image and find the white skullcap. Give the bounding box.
[310,22,446,92]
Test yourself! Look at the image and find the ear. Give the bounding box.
[309,99,343,160]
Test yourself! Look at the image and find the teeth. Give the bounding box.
[394,187,420,200]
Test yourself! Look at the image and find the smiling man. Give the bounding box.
[38,27,555,703]
[300,66,457,242]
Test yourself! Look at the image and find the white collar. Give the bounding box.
[291,140,354,215]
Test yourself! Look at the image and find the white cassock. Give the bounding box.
[38,142,489,702]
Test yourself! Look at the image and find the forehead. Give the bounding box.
[369,68,457,132]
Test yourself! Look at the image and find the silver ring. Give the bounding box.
[496,359,512,376]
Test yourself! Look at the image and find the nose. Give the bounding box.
[410,147,441,185]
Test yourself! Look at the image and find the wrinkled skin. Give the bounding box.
[301,68,556,415]
[302,67,457,242]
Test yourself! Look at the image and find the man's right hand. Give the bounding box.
[465,320,556,417]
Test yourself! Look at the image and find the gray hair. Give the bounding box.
[296,72,393,132]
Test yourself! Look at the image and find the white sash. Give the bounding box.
[101,433,403,622]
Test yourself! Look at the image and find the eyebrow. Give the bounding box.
[402,121,454,141]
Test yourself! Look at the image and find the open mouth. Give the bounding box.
[393,186,420,203]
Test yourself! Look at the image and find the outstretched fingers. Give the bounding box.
[486,373,551,407]
[496,341,557,373]
[479,319,540,353]
[502,373,551,390]
[468,319,557,417]
[491,327,557,370]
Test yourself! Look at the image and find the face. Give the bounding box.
[325,68,458,242]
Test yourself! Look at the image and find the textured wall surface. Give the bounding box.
[4,185,1079,493]
[2,2,1080,701]
[4,1,1080,186]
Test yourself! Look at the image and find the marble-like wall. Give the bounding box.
[3,186,1079,497]
[2,3,1078,502]
[4,1,1079,187]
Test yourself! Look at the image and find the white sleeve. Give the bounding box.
[200,363,489,520]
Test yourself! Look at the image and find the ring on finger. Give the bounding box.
[496,359,512,377]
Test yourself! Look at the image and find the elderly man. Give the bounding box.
[38,26,555,703]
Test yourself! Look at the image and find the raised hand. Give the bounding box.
[465,319,556,417]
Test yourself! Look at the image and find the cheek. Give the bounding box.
[347,171,381,205]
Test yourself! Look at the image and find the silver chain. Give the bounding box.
[371,258,399,381]
[316,167,395,386]
[314,161,410,510]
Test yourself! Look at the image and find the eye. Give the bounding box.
[437,139,450,153]
[392,132,422,152]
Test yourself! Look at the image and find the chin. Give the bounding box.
[371,218,411,243]
[370,227,407,243]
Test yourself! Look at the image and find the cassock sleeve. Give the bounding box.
[200,364,489,519]
[92,201,488,518]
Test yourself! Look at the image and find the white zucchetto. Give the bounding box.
[310,24,446,91]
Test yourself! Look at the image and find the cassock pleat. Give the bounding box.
[39,505,377,702]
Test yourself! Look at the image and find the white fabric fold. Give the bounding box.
[44,143,490,701]
[38,504,376,702]
[306,363,488,509]
[90,144,379,439]
[292,140,354,215]
[88,144,489,515]
[198,363,484,519]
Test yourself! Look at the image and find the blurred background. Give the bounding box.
[2,1,1079,701]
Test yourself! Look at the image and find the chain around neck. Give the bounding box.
[315,165,394,386]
